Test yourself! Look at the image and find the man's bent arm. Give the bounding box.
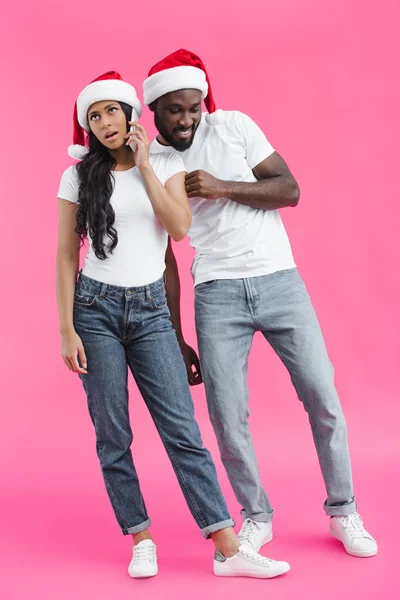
[185,152,300,211]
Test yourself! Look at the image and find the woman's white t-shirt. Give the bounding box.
[58,152,185,287]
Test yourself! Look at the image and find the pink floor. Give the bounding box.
[2,380,397,600]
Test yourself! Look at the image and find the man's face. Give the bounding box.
[153,89,202,151]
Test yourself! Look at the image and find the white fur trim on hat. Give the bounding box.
[143,66,208,106]
[68,144,89,160]
[77,80,142,132]
[205,109,225,125]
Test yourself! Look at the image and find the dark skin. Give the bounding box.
[153,89,299,384]
[164,237,202,386]
[152,89,300,210]
[185,154,299,209]
[151,88,202,152]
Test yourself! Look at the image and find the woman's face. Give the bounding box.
[87,100,128,150]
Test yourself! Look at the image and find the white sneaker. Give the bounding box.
[128,539,158,578]
[214,544,290,578]
[238,518,273,552]
[330,513,378,557]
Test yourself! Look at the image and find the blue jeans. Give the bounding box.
[194,268,356,521]
[73,273,234,537]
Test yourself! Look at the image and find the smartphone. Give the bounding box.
[129,108,140,153]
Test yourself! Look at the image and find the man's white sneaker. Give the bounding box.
[214,544,290,578]
[330,513,378,557]
[238,518,273,552]
[128,539,158,578]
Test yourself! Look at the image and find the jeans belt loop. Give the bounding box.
[145,285,151,302]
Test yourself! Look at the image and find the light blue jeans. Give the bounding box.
[194,268,356,521]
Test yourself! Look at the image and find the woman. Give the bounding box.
[56,71,289,579]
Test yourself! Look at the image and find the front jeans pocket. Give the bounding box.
[74,287,97,307]
[150,287,168,310]
[194,280,217,292]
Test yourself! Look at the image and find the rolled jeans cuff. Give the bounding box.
[122,518,152,535]
[240,508,274,523]
[324,498,357,517]
[201,518,235,539]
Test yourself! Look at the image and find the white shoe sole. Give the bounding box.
[330,527,378,557]
[128,568,158,578]
[214,562,290,578]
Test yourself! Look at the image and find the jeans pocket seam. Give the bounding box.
[195,280,217,291]
[74,294,98,307]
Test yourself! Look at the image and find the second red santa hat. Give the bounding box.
[143,49,224,125]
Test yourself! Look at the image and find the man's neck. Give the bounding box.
[156,134,170,147]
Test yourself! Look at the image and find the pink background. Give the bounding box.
[1,1,399,598]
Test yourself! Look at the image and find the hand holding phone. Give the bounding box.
[125,117,150,170]
[129,108,139,153]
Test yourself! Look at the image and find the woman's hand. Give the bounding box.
[61,329,88,374]
[125,122,151,170]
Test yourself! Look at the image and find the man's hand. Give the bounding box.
[179,341,203,386]
[185,170,228,199]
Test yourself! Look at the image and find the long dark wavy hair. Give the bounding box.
[75,102,132,260]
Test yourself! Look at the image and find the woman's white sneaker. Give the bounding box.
[330,513,378,557]
[128,539,158,578]
[214,545,290,578]
[238,518,273,552]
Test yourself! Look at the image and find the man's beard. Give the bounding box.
[154,113,199,152]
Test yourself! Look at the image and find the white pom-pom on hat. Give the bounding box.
[205,109,225,125]
[68,145,89,160]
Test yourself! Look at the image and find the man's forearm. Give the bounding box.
[221,175,299,211]
[164,243,184,343]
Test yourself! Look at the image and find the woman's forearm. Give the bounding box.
[139,164,191,241]
[56,252,79,334]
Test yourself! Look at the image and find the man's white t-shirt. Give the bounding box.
[151,111,295,286]
[58,152,185,287]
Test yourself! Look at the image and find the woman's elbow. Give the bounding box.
[171,215,191,242]
[171,226,189,242]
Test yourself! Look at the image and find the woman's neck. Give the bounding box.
[109,146,136,171]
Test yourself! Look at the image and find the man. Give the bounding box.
[144,49,377,558]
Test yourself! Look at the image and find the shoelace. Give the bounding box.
[238,519,261,543]
[132,544,156,565]
[338,513,367,539]
[239,545,274,565]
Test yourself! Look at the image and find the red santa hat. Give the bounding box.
[143,49,224,125]
[68,70,142,160]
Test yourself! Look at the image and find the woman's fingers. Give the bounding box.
[63,356,74,371]
[125,132,145,146]
[128,122,149,141]
[77,344,88,372]
[63,352,87,374]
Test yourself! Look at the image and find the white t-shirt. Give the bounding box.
[58,152,185,287]
[151,111,295,286]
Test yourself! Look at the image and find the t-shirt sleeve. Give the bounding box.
[163,152,186,184]
[235,111,275,169]
[57,165,80,203]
